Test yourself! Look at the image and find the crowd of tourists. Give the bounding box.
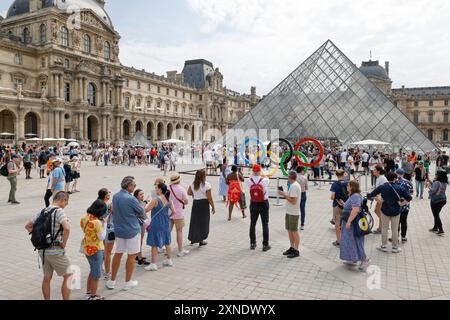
[2,141,449,300]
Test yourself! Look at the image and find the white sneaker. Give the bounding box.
[163,259,173,267]
[177,250,190,257]
[123,280,138,291]
[105,280,115,290]
[144,263,158,271]
[103,272,111,281]
[376,246,388,252]
[392,247,402,254]
[359,258,371,271]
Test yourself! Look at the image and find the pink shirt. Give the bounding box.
[169,184,188,220]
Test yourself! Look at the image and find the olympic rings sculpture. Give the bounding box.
[239,137,325,177]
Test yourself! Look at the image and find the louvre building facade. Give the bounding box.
[0,0,260,144]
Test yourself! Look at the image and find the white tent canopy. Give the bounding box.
[160,139,185,144]
[350,139,391,146]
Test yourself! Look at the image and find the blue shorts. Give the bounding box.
[86,251,104,280]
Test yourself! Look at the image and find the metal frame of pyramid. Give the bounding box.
[230,40,438,153]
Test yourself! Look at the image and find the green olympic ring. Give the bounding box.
[280,151,308,177]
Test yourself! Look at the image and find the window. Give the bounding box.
[445,111,449,123]
[14,53,22,65]
[183,92,185,99]
[14,78,24,90]
[198,108,203,117]
[166,88,169,95]
[103,41,110,60]
[146,100,151,109]
[22,27,31,44]
[125,79,129,87]
[41,58,46,68]
[190,93,192,100]
[64,83,70,102]
[60,27,69,47]
[137,81,141,90]
[124,96,130,109]
[157,86,161,94]
[87,83,96,106]
[166,103,170,113]
[147,84,151,91]
[428,129,434,141]
[40,24,46,45]
[414,101,419,107]
[428,111,434,123]
[175,90,178,97]
[199,95,203,101]
[109,90,112,104]
[83,34,91,53]
[64,58,70,69]
[446,100,449,106]
[429,100,434,107]
[444,129,449,142]
[136,98,142,109]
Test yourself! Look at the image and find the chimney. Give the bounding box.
[385,61,390,77]
[251,86,256,96]
[29,0,40,12]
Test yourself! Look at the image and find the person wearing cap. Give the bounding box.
[51,158,66,195]
[395,168,413,242]
[81,198,108,300]
[247,164,271,252]
[169,174,190,257]
[7,154,23,205]
[278,171,302,258]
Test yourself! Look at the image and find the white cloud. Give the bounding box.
[120,0,450,95]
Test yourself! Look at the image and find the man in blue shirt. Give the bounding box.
[368,172,412,254]
[51,158,65,194]
[106,176,147,291]
[395,169,413,243]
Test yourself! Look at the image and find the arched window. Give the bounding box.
[60,27,69,47]
[22,27,31,44]
[103,41,110,60]
[83,34,91,53]
[40,24,46,46]
[87,83,96,106]
[123,121,130,137]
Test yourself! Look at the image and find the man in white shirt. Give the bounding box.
[340,150,348,169]
[278,171,301,259]
[247,165,271,252]
[362,151,370,175]
[203,149,214,175]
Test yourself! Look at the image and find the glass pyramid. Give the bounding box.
[230,40,437,153]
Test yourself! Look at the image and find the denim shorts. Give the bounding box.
[86,251,104,280]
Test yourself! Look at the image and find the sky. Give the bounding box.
[1,0,450,95]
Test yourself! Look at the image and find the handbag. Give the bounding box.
[431,182,447,204]
[237,173,247,210]
[352,197,372,237]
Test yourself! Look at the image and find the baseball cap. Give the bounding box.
[252,164,262,172]
[396,168,405,175]
[53,157,63,163]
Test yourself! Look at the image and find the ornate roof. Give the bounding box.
[6,0,113,28]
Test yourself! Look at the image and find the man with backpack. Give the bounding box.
[330,169,349,247]
[247,164,271,252]
[2,154,22,205]
[25,191,72,300]
[394,168,414,243]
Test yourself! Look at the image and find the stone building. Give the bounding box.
[0,0,260,144]
[359,59,450,145]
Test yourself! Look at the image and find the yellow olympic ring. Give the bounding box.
[252,151,279,177]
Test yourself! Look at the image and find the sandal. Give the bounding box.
[87,295,105,300]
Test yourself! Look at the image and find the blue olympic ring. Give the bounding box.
[239,137,267,166]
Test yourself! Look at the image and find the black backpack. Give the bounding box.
[337,181,349,209]
[0,160,10,177]
[31,207,62,256]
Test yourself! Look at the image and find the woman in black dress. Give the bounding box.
[187,170,216,246]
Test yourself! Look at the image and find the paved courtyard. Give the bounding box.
[1,162,450,300]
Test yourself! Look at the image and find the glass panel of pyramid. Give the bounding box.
[228,40,437,153]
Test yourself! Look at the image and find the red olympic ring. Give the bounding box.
[294,138,324,167]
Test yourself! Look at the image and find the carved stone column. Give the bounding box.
[59,74,64,99]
